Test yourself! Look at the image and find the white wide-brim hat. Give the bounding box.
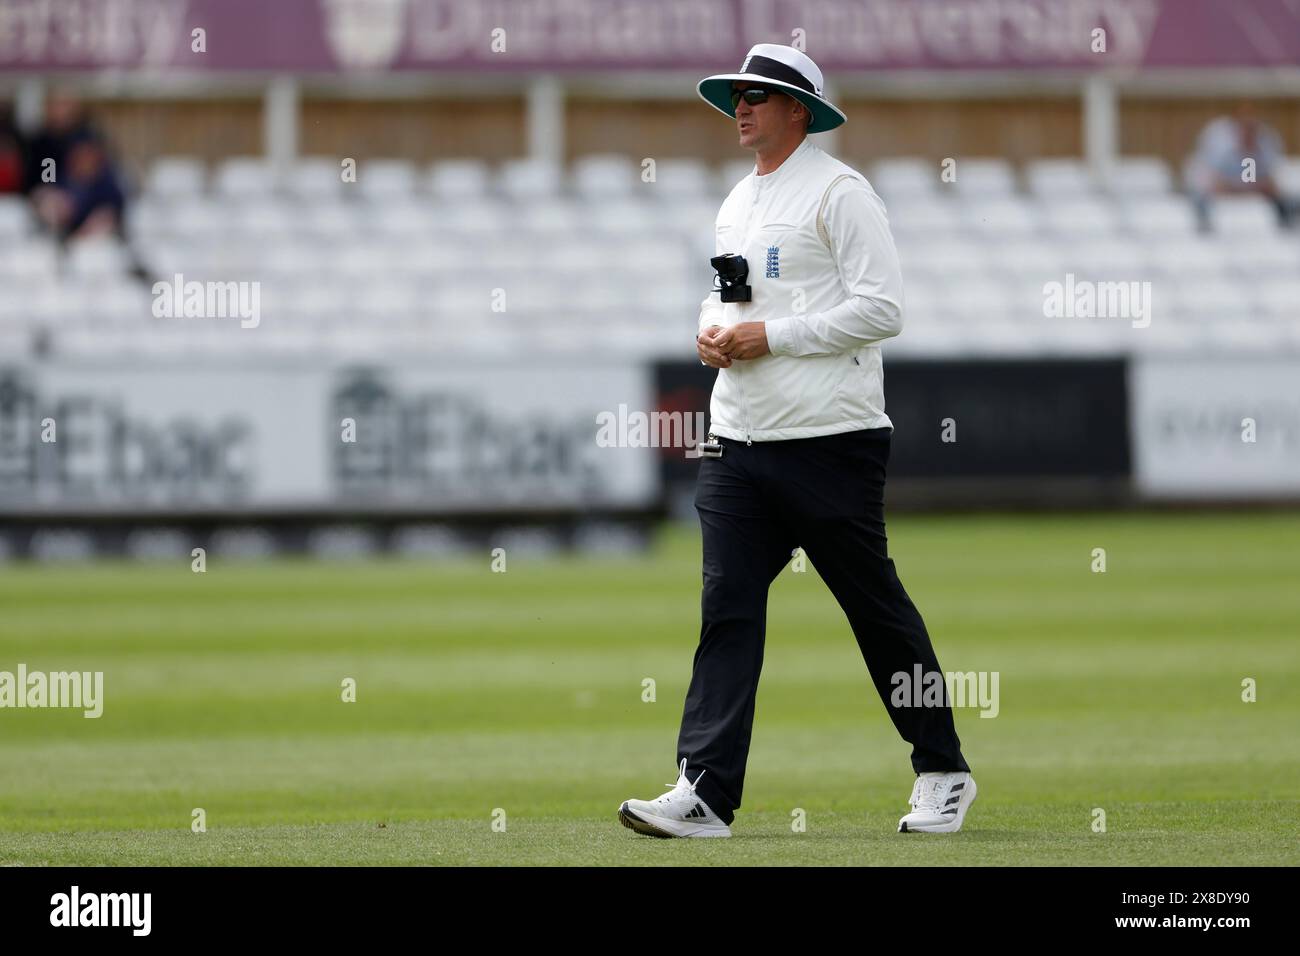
[697,43,846,134]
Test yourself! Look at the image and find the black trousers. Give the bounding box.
[676,426,970,825]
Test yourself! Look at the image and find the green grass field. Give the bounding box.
[0,512,1296,866]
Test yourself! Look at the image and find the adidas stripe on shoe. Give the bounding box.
[897,771,977,834]
[618,758,731,838]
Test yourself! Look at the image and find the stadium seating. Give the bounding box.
[2,152,1295,358]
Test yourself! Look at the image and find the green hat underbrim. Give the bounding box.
[697,75,846,134]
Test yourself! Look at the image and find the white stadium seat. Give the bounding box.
[1274,156,1300,196]
[989,239,1070,282]
[429,159,492,200]
[1144,236,1230,278]
[950,158,1017,196]
[2,146,1294,360]
[1038,198,1122,237]
[300,201,363,242]
[888,198,962,238]
[124,196,173,239]
[1121,196,1200,237]
[432,283,496,318]
[147,157,206,199]
[94,280,152,324]
[280,278,355,323]
[1060,239,1151,276]
[0,195,33,238]
[437,198,511,238]
[1219,238,1300,277]
[619,238,692,280]
[538,238,609,278]
[0,277,48,320]
[358,159,417,200]
[923,239,995,277]
[571,154,637,199]
[1174,278,1252,322]
[287,158,346,199]
[657,198,717,236]
[1254,278,1300,320]
[230,199,298,239]
[871,158,938,200]
[719,159,756,189]
[586,198,658,237]
[261,241,325,279]
[1111,157,1174,196]
[215,157,279,198]
[0,237,58,278]
[166,197,237,240]
[649,159,712,199]
[960,197,1041,238]
[915,238,993,278]
[65,237,133,278]
[1209,196,1283,236]
[943,278,1015,322]
[518,198,581,236]
[494,158,557,201]
[1025,159,1095,198]
[506,275,570,317]
[1204,323,1290,351]
[369,199,436,239]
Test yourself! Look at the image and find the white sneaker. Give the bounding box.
[897,771,977,833]
[618,758,731,838]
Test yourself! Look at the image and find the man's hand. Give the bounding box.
[697,325,732,368]
[713,321,770,360]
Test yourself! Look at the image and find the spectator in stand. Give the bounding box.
[23,90,95,192]
[31,128,127,241]
[0,103,24,194]
[1187,101,1296,232]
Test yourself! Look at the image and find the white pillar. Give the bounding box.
[527,74,564,167]
[264,75,299,173]
[1083,73,1118,188]
[14,78,44,132]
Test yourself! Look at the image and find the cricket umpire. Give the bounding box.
[618,44,976,838]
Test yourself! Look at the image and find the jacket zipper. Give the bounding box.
[737,185,760,445]
[735,361,752,444]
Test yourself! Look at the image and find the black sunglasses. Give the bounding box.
[730,87,776,109]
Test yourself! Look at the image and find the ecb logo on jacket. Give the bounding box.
[765,245,780,278]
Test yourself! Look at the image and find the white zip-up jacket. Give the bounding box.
[698,137,906,442]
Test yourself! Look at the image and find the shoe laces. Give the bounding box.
[909,772,953,813]
[654,758,707,806]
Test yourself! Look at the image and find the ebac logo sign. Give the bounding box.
[0,369,253,509]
